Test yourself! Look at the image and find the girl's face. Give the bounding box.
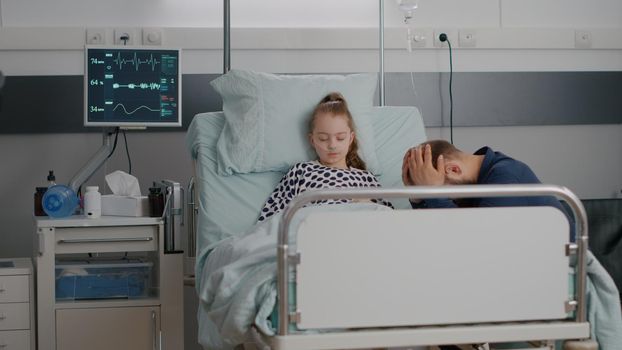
[309,113,354,169]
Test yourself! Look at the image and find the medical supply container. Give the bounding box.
[83,186,101,218]
[34,187,47,216]
[47,170,56,186]
[55,260,153,300]
[148,186,164,217]
[42,184,78,218]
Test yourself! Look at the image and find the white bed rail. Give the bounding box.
[277,184,588,336]
[184,176,198,286]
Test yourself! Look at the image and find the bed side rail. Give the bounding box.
[184,176,198,286]
[277,184,588,336]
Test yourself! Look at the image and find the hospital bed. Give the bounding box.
[186,101,606,350]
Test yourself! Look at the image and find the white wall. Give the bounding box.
[502,0,622,28]
[2,0,621,28]
[0,0,501,28]
[1,0,621,75]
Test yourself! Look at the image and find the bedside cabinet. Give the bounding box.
[0,258,35,350]
[35,216,183,350]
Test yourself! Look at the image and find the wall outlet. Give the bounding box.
[142,28,163,46]
[459,30,477,48]
[409,29,427,48]
[114,28,136,45]
[434,30,457,48]
[575,30,592,49]
[86,28,106,45]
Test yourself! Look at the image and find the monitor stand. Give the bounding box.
[68,128,116,192]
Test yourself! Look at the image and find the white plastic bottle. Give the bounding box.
[84,186,102,219]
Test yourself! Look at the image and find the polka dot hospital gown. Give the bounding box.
[258,161,393,222]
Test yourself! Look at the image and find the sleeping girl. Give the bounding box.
[258,92,393,222]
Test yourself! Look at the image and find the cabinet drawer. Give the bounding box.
[0,330,30,350]
[55,226,158,253]
[0,276,29,303]
[56,306,160,350]
[0,304,29,331]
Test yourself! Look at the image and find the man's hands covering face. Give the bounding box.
[402,144,446,186]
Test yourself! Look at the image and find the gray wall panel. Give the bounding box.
[181,74,222,125]
[0,72,620,133]
[0,74,223,133]
[0,76,83,133]
[385,71,622,127]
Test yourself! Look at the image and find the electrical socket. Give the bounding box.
[114,28,137,45]
[142,28,163,46]
[459,30,477,48]
[86,28,106,45]
[409,29,427,48]
[575,30,592,49]
[434,30,457,48]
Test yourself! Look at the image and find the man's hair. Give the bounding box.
[419,139,462,168]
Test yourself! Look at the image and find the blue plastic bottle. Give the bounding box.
[42,185,79,218]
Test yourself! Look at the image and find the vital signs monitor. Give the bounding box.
[84,47,182,127]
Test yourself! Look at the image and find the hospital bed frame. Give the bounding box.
[187,165,594,348]
[195,3,596,347]
[236,184,594,350]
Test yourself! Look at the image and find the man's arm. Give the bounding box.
[410,198,457,209]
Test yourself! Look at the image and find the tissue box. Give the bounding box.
[101,195,149,217]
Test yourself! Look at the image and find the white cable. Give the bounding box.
[103,154,108,194]
[408,46,424,119]
[103,129,109,195]
[499,0,503,28]
[400,4,424,118]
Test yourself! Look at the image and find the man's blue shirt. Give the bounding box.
[411,146,575,240]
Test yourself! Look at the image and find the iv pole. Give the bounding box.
[224,0,231,73]
[379,0,385,106]
[221,0,385,104]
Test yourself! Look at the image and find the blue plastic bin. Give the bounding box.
[55,260,153,300]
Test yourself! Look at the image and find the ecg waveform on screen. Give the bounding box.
[112,52,161,71]
[112,103,162,115]
[87,49,179,125]
[112,82,161,90]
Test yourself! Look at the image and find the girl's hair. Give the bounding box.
[309,92,367,170]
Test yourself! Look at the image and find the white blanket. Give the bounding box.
[197,203,390,349]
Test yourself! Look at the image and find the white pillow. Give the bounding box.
[210,70,380,175]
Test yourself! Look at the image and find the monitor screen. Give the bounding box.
[84,47,182,127]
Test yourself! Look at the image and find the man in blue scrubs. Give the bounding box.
[402,139,575,240]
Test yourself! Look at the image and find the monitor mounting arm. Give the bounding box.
[68,128,116,193]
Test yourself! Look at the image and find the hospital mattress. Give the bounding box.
[186,106,426,276]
